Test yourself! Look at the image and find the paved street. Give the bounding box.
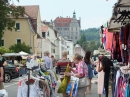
[4,76,112,97]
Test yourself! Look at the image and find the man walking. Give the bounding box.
[43,51,53,69]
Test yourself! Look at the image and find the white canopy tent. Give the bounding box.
[2,51,29,57]
[2,53,18,57]
[18,51,29,56]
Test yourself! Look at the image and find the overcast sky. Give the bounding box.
[12,0,117,29]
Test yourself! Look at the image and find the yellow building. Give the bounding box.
[2,5,42,55]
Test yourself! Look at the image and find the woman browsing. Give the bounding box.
[97,55,113,97]
[64,53,88,97]
[84,51,94,94]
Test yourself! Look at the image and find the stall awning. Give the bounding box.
[108,0,130,32]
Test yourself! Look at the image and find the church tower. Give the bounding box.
[73,11,76,19]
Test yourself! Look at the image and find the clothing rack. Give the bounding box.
[27,68,32,97]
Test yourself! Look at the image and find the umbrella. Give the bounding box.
[18,51,29,56]
[2,53,17,57]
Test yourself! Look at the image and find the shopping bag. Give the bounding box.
[78,77,89,88]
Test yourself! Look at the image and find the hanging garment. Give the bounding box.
[104,28,113,51]
[47,70,57,87]
[125,84,130,97]
[17,80,40,97]
[118,77,123,97]
[114,71,121,97]
[127,28,130,50]
[120,27,124,43]
[39,80,50,97]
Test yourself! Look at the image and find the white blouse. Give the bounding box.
[17,80,40,97]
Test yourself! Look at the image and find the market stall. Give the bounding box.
[99,0,130,96]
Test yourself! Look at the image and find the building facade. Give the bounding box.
[66,40,74,61]
[2,5,42,56]
[54,11,81,43]
[74,44,86,57]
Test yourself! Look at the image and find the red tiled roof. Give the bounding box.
[23,5,39,19]
[54,17,80,27]
[42,26,48,32]
[54,17,72,26]
[23,5,39,33]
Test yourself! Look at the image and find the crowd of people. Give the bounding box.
[0,50,112,97]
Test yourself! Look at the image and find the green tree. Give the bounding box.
[9,42,32,54]
[0,0,25,46]
[0,47,13,54]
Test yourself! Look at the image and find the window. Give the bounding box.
[68,51,69,54]
[16,39,21,44]
[1,39,4,46]
[67,46,70,48]
[76,28,77,30]
[75,36,77,39]
[51,48,55,53]
[47,31,49,36]
[15,23,20,31]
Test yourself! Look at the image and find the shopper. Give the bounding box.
[56,51,71,81]
[26,55,31,63]
[97,55,113,97]
[64,53,88,97]
[84,51,94,94]
[30,54,39,69]
[0,52,7,89]
[51,55,57,68]
[43,51,53,69]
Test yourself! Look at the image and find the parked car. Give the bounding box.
[4,64,19,83]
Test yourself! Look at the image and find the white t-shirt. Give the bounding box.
[30,59,38,67]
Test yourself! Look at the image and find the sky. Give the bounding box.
[12,0,117,29]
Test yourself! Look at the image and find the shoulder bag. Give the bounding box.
[78,62,89,88]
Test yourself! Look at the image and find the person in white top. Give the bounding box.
[43,51,53,69]
[30,54,39,69]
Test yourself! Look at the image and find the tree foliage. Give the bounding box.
[9,42,32,54]
[76,28,100,54]
[0,47,13,54]
[0,0,25,45]
[81,28,100,43]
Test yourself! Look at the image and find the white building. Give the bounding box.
[66,40,74,61]
[74,44,86,57]
[58,36,67,59]
[41,23,74,60]
[41,23,58,58]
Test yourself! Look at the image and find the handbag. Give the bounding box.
[78,62,89,88]
[94,69,98,75]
